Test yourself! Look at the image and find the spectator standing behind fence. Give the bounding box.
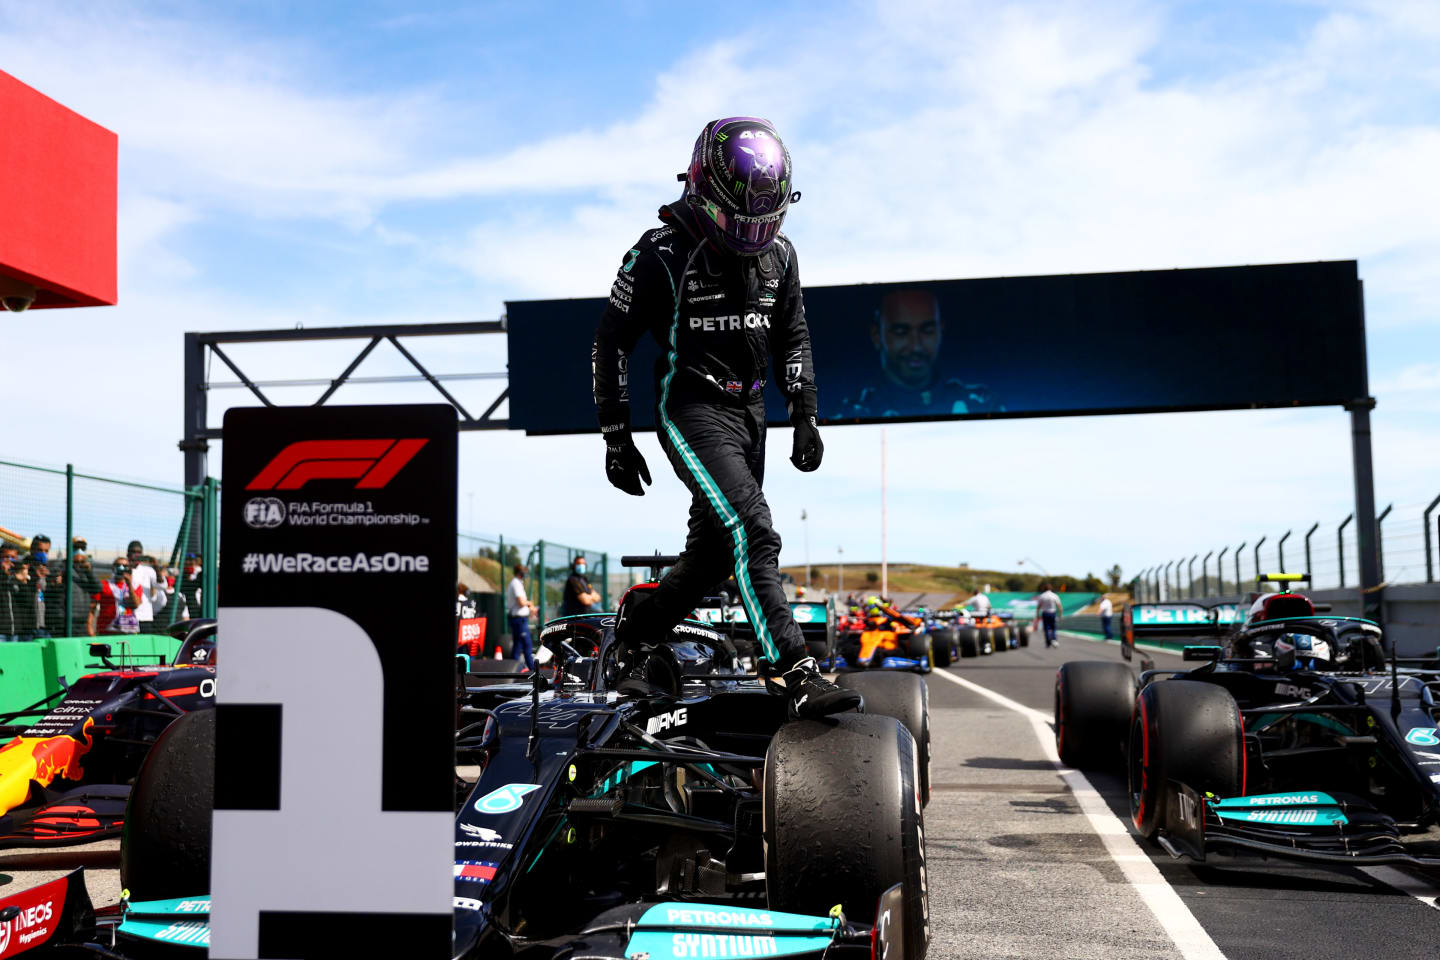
[1034,582,1062,649]
[96,563,141,635]
[0,546,19,641]
[152,562,177,626]
[16,555,50,641]
[178,554,202,620]
[506,565,537,671]
[1098,594,1113,641]
[72,539,103,636]
[561,556,601,617]
[125,541,162,634]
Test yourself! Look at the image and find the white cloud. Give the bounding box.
[4,0,1439,583]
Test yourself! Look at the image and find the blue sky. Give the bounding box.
[5,0,1440,584]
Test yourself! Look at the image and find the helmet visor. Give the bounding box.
[693,196,784,255]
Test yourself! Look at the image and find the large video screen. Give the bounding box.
[506,260,1364,435]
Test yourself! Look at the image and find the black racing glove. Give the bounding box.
[790,415,823,472]
[604,427,652,496]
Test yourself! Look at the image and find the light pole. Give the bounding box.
[801,509,810,590]
[880,428,888,598]
[837,545,845,595]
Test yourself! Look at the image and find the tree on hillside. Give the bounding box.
[865,570,878,584]
[1106,564,1122,589]
[1004,575,1024,591]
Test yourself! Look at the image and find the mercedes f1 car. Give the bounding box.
[64,557,930,959]
[0,620,215,848]
[1056,575,1440,869]
[692,595,834,669]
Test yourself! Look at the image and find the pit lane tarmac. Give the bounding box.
[6,636,1440,959]
[925,633,1440,960]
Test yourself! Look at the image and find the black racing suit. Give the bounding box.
[592,203,815,670]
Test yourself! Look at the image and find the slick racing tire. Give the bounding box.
[905,632,933,674]
[957,626,979,658]
[1129,680,1244,839]
[979,627,998,653]
[121,709,214,900]
[766,714,928,959]
[1017,624,1031,647]
[839,672,932,806]
[805,638,832,662]
[931,628,953,668]
[1054,661,1135,770]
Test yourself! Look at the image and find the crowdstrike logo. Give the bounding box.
[246,439,428,491]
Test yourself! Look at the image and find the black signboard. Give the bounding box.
[506,260,1365,434]
[212,405,455,958]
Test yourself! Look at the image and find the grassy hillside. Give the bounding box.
[780,562,1110,608]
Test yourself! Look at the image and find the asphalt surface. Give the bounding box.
[3,631,1440,959]
[926,630,1440,960]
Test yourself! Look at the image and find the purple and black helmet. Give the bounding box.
[683,117,796,257]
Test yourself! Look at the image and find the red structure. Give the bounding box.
[0,69,117,309]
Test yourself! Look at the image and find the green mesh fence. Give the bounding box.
[0,458,215,640]
[457,532,612,632]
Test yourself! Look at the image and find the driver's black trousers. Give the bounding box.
[646,399,807,670]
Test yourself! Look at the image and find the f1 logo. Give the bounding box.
[246,439,428,490]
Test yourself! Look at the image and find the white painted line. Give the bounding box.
[1057,629,1178,658]
[930,667,1228,960]
[1360,865,1440,911]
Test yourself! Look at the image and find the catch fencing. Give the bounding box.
[1133,492,1440,601]
[0,458,218,637]
[1,456,614,651]
[458,533,613,626]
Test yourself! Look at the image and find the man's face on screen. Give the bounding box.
[873,290,942,390]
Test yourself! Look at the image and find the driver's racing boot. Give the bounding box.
[780,657,863,719]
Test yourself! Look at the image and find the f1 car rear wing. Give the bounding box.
[621,554,680,582]
[1258,572,1310,588]
[1121,602,1238,661]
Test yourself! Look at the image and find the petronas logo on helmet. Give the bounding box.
[687,117,794,256]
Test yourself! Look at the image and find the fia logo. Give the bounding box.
[243,497,286,529]
[475,783,541,814]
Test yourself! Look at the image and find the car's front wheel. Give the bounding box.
[1129,680,1244,838]
[765,714,928,958]
[121,709,214,900]
[839,672,931,806]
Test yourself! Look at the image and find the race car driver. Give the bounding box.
[592,116,860,719]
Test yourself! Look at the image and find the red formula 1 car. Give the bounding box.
[0,621,216,847]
